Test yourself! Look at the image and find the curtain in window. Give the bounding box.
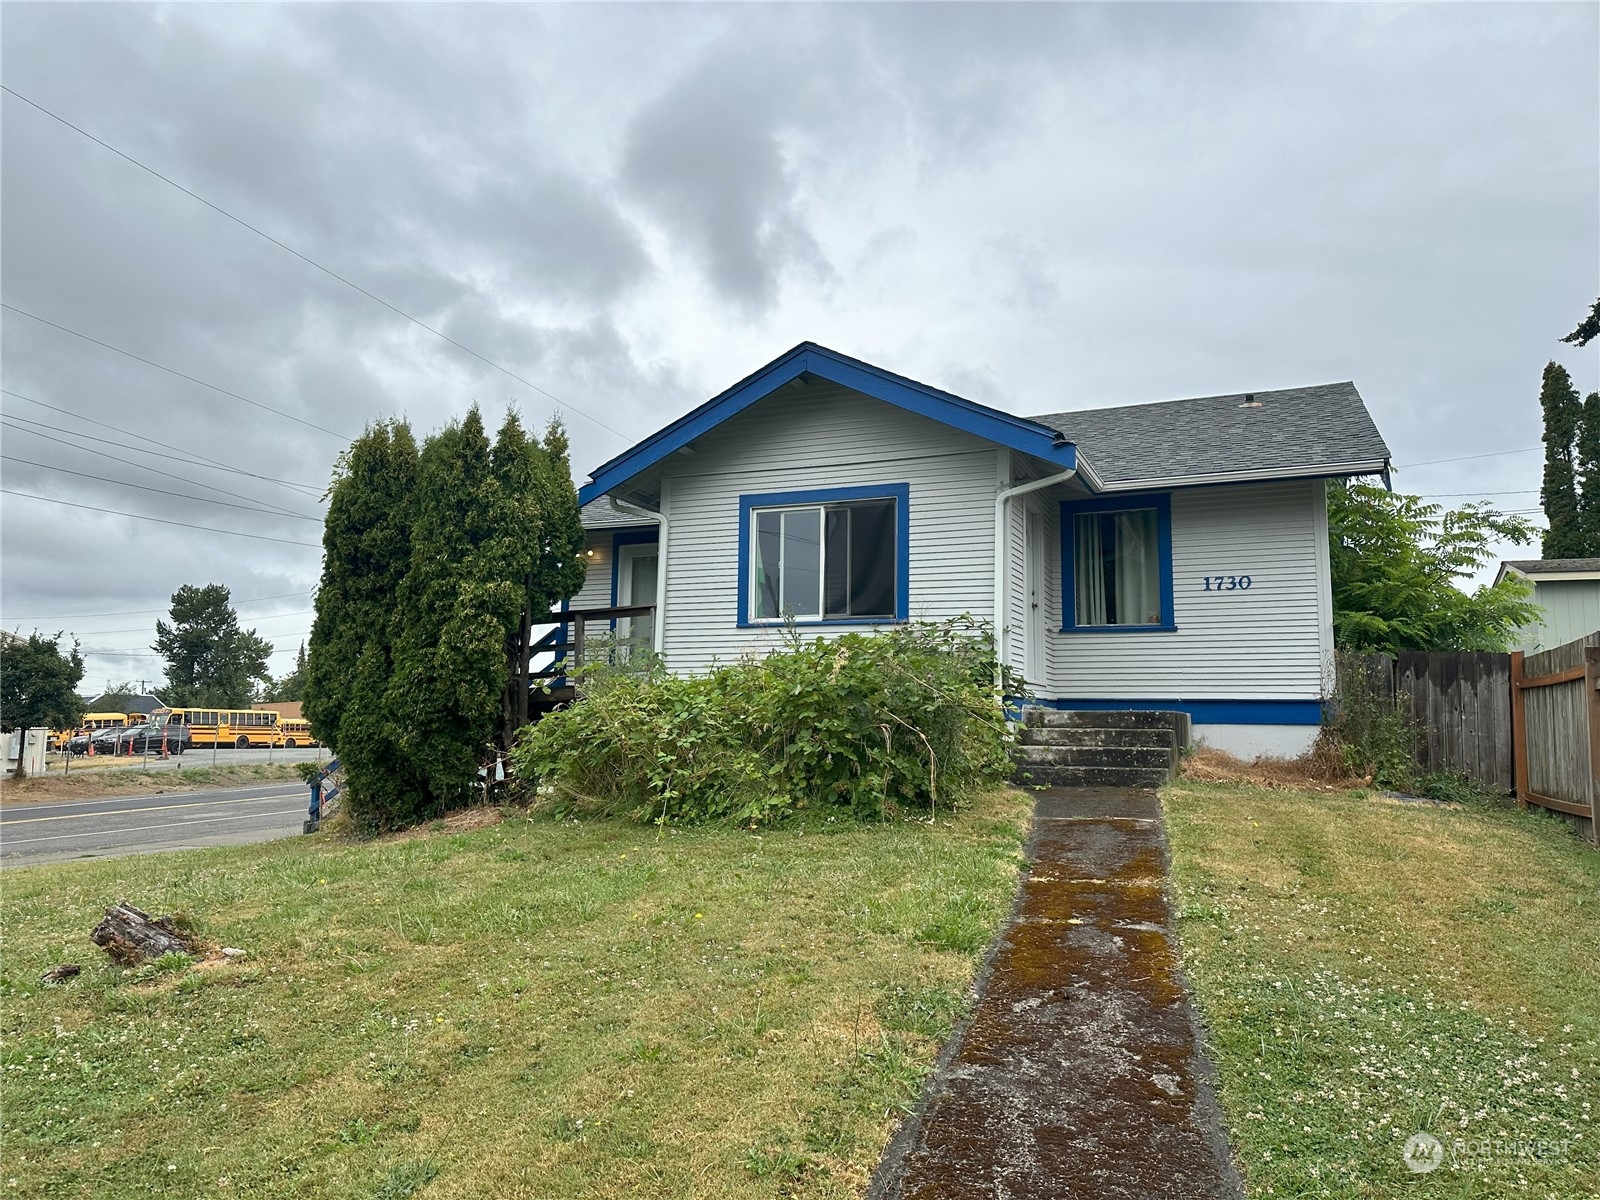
[1074,508,1159,626]
[1075,513,1108,625]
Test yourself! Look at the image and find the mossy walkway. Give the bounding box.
[871,788,1241,1199]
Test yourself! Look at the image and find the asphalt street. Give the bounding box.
[0,784,312,868]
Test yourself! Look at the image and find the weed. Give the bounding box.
[373,1159,439,1200]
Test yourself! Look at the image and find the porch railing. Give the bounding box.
[529,604,655,694]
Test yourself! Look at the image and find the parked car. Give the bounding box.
[126,724,191,755]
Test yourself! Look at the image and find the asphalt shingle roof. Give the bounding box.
[581,498,658,530]
[1028,381,1391,485]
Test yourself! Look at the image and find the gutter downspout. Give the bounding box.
[993,466,1080,694]
[608,496,669,657]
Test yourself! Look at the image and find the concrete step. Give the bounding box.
[1016,725,1176,750]
[1021,707,1185,731]
[1012,744,1176,770]
[1011,764,1172,789]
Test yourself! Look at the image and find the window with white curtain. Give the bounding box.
[1073,507,1162,626]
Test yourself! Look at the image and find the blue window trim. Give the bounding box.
[608,528,660,631]
[578,343,1076,507]
[736,483,911,627]
[1013,697,1323,726]
[1059,490,1175,633]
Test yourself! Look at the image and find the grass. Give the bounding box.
[1165,782,1600,1199]
[0,790,1030,1199]
[0,762,309,804]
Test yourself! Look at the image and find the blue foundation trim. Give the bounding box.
[1010,697,1324,725]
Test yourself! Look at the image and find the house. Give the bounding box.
[567,343,1391,759]
[83,691,165,718]
[253,701,304,721]
[1495,559,1600,653]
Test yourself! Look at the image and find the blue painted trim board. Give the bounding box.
[608,528,660,631]
[1015,697,1324,725]
[1059,490,1176,632]
[736,483,911,627]
[578,343,1077,507]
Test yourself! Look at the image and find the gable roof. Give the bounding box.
[578,342,1077,507]
[1028,382,1390,489]
[578,345,1393,511]
[579,498,656,530]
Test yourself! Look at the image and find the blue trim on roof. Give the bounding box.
[1019,697,1323,725]
[1059,491,1176,633]
[577,343,1077,507]
[736,483,910,627]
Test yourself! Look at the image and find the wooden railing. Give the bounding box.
[529,605,655,693]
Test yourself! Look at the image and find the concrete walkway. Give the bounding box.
[870,788,1243,1200]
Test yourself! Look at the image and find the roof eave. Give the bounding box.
[1094,459,1391,493]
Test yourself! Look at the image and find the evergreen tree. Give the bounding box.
[304,421,421,824]
[0,632,85,732]
[1538,362,1585,559]
[1562,298,1600,348]
[265,642,309,702]
[1579,391,1600,557]
[153,584,273,706]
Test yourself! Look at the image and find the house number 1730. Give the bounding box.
[1203,575,1252,591]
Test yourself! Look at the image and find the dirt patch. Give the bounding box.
[0,763,306,805]
[375,805,507,843]
[1179,744,1363,792]
[870,787,1243,1200]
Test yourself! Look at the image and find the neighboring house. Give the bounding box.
[253,701,304,721]
[1495,559,1600,653]
[569,343,1392,759]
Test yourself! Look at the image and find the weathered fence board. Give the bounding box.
[1514,631,1600,843]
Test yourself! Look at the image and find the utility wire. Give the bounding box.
[2,303,351,440]
[1397,446,1542,469]
[68,608,315,636]
[2,589,314,622]
[1,84,630,442]
[2,388,325,494]
[1,412,323,511]
[1,488,322,547]
[1,454,322,521]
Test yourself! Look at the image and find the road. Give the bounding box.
[0,783,312,868]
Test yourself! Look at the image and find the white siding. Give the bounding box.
[655,382,1000,673]
[571,531,616,610]
[1003,489,1027,677]
[1045,480,1329,701]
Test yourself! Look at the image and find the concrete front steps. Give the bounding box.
[1011,708,1190,789]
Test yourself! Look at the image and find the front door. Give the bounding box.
[617,544,658,653]
[1025,510,1046,686]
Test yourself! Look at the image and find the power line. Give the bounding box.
[1,589,314,622]
[1,410,323,513]
[2,303,352,440]
[1397,446,1542,469]
[2,387,326,494]
[1,488,322,547]
[2,454,322,521]
[1416,490,1539,497]
[67,608,315,636]
[0,84,630,443]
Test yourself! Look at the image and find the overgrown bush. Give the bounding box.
[511,617,1010,824]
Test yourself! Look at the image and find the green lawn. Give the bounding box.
[0,793,1029,1199]
[1166,783,1600,1199]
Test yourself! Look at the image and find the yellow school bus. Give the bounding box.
[150,707,284,748]
[49,711,133,751]
[277,718,319,749]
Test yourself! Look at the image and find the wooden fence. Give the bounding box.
[1513,632,1599,843]
[1344,650,1514,794]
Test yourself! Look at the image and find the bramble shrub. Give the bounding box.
[511,617,1010,824]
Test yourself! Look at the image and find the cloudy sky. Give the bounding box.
[2,3,1596,694]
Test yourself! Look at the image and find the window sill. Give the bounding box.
[1058,623,1178,634]
[739,617,907,629]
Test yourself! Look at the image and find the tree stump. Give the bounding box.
[90,902,196,966]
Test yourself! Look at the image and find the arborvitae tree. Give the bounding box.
[1578,391,1600,557]
[388,407,515,809]
[153,584,273,706]
[304,420,422,824]
[1538,361,1585,559]
[489,414,586,745]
